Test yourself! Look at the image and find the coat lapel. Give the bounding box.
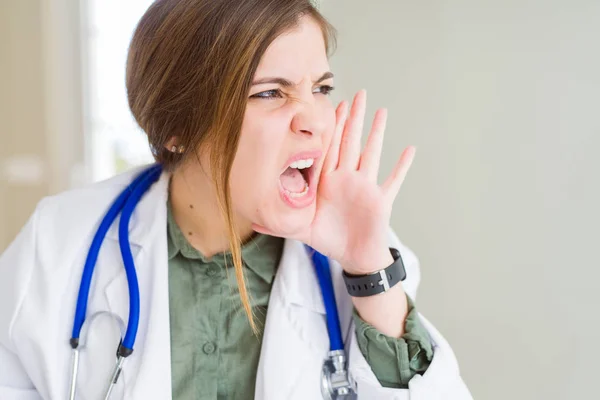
[255,239,355,400]
[103,169,173,399]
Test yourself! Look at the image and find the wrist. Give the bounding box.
[351,282,408,337]
[342,247,393,275]
[342,247,406,298]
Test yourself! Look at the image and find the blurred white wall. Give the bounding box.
[321,1,600,399]
[0,1,46,250]
[0,0,85,250]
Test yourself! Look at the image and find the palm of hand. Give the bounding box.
[307,170,389,265]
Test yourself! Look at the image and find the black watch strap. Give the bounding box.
[342,248,406,297]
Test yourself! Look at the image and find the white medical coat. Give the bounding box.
[0,167,472,399]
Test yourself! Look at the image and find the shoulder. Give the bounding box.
[36,165,148,219]
[34,165,152,228]
[29,165,155,258]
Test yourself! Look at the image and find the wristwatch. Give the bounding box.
[342,248,406,297]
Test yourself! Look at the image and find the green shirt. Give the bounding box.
[167,203,432,399]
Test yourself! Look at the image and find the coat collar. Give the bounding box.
[104,166,170,247]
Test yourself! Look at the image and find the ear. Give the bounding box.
[164,136,179,152]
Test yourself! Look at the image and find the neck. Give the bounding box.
[169,163,254,258]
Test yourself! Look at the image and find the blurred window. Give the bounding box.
[84,0,155,181]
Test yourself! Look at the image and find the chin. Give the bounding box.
[260,201,316,238]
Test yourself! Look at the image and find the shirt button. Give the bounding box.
[206,265,219,277]
[202,342,216,354]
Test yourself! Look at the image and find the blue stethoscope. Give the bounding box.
[68,164,357,400]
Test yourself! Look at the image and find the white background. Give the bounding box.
[320,1,600,398]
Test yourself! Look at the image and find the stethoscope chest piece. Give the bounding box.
[320,349,357,400]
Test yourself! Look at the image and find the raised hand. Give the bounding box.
[255,89,416,274]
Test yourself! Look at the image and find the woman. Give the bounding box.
[0,0,471,399]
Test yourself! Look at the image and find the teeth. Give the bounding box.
[285,182,309,198]
[289,158,314,170]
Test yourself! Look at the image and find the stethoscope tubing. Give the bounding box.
[70,164,162,347]
[117,165,163,352]
[306,246,344,352]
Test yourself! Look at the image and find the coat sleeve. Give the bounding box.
[351,294,433,388]
[346,228,473,399]
[0,203,44,400]
[348,314,472,400]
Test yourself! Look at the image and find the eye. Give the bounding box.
[250,85,335,100]
[250,89,283,100]
[314,85,335,96]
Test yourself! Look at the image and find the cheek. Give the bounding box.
[229,109,289,199]
[242,104,292,148]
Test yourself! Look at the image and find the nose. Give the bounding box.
[290,97,327,138]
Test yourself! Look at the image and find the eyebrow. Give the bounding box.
[251,71,334,87]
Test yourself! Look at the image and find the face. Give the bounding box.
[228,16,336,236]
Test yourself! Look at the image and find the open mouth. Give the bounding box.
[279,158,314,198]
[278,150,322,208]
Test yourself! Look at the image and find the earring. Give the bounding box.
[169,145,185,154]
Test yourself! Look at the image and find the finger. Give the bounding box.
[382,146,417,202]
[322,101,349,174]
[359,108,388,182]
[338,90,367,170]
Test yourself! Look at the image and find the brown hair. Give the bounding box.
[126,0,336,334]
